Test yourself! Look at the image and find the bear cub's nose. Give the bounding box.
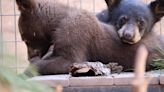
[124,32,133,40]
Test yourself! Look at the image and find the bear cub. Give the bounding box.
[16,0,164,76]
[97,0,164,44]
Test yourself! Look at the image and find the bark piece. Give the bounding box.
[70,62,111,77]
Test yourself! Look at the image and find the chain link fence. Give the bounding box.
[0,0,163,73]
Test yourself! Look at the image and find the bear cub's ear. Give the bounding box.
[105,0,121,9]
[150,0,164,22]
[16,0,36,12]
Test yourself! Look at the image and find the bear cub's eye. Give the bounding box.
[137,17,145,31]
[137,17,145,26]
[117,15,129,29]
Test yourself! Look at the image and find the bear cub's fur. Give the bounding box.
[16,0,164,75]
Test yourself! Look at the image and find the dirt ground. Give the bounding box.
[0,0,164,73]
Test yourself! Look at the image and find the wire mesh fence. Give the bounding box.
[0,0,163,73]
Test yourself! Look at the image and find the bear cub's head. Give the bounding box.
[98,0,164,44]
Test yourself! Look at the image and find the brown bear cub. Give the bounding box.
[16,0,164,76]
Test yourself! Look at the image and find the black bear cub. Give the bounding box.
[97,0,164,44]
[16,0,164,76]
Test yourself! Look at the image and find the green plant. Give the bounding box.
[150,46,164,70]
[0,37,54,92]
[0,66,54,92]
[150,59,164,70]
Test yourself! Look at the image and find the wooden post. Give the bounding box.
[0,85,11,92]
[56,85,63,92]
[132,45,151,92]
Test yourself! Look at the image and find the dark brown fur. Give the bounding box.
[16,0,164,75]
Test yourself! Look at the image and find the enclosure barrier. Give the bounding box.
[0,0,164,92]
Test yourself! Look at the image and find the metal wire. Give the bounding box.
[80,0,82,9]
[13,0,18,73]
[0,0,3,65]
[93,0,95,14]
